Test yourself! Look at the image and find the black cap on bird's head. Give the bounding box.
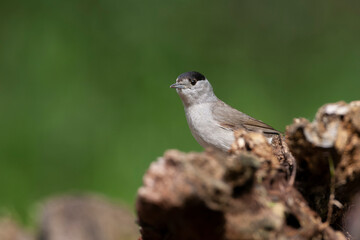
[177,71,206,82]
[170,71,206,89]
[170,71,216,106]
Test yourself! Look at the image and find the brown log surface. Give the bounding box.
[137,101,360,240]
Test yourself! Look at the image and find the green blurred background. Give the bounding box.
[1,0,359,223]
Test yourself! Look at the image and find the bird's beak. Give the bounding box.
[170,83,185,89]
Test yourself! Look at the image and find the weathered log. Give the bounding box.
[136,115,353,240]
[286,101,360,238]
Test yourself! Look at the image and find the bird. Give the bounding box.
[170,71,280,152]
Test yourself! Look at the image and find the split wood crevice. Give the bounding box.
[137,101,360,240]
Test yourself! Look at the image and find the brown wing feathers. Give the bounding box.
[212,101,279,135]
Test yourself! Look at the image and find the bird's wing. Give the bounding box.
[211,101,279,135]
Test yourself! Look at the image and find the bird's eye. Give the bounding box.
[190,79,197,85]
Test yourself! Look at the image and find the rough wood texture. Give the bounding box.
[137,101,360,240]
[286,101,360,239]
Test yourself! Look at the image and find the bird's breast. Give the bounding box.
[185,103,235,151]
